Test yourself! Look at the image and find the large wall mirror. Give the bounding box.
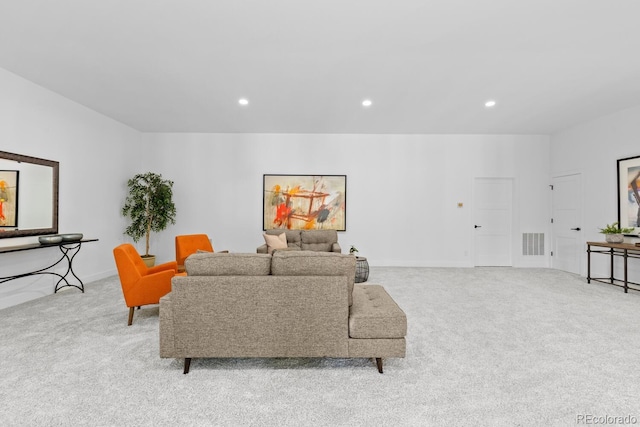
[0,150,59,239]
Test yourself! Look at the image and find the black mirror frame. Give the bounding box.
[0,150,59,239]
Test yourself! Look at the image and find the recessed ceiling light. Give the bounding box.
[484,99,497,108]
[238,98,249,106]
[362,99,373,107]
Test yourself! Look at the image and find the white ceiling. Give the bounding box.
[1,0,640,134]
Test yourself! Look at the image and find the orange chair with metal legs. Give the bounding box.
[175,234,214,272]
[113,243,179,326]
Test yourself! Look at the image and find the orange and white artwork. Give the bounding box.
[263,174,346,231]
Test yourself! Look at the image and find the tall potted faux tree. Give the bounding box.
[122,172,177,267]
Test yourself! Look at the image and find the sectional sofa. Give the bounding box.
[258,229,341,253]
[159,251,407,374]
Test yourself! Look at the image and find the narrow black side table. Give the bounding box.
[355,256,369,283]
[0,239,98,292]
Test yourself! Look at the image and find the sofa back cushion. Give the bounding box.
[169,275,349,357]
[271,251,356,305]
[264,229,302,249]
[185,253,272,276]
[301,230,338,252]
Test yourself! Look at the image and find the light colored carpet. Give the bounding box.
[1,267,639,427]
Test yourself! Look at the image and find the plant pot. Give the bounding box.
[142,255,156,268]
[605,234,624,243]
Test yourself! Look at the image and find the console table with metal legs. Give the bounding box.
[586,241,640,293]
[0,239,98,292]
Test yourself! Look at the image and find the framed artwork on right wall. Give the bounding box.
[617,155,640,233]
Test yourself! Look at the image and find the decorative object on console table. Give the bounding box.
[59,233,83,242]
[349,245,359,255]
[617,155,640,233]
[355,256,369,283]
[606,234,624,244]
[263,174,346,231]
[121,172,176,267]
[39,235,63,244]
[598,222,634,244]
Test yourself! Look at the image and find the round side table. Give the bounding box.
[355,256,369,283]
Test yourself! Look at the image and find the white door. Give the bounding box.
[552,174,582,274]
[473,178,513,266]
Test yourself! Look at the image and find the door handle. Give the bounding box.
[474,225,482,228]
[571,227,581,231]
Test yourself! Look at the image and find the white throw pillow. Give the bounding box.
[263,232,288,254]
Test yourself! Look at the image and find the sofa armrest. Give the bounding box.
[257,244,268,254]
[159,293,175,357]
[332,243,342,253]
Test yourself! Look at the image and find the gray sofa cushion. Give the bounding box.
[185,253,272,276]
[271,251,356,305]
[271,247,301,254]
[301,230,337,252]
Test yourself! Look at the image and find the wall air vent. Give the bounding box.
[522,233,544,256]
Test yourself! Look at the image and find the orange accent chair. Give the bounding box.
[175,234,214,272]
[113,243,180,326]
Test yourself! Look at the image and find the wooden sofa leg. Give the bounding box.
[376,358,383,374]
[127,307,135,326]
[183,358,192,374]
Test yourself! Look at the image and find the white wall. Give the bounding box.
[143,133,551,268]
[0,67,141,309]
[551,104,640,278]
[0,65,553,310]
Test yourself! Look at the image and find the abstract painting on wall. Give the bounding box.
[618,155,640,232]
[0,170,19,228]
[263,174,346,231]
